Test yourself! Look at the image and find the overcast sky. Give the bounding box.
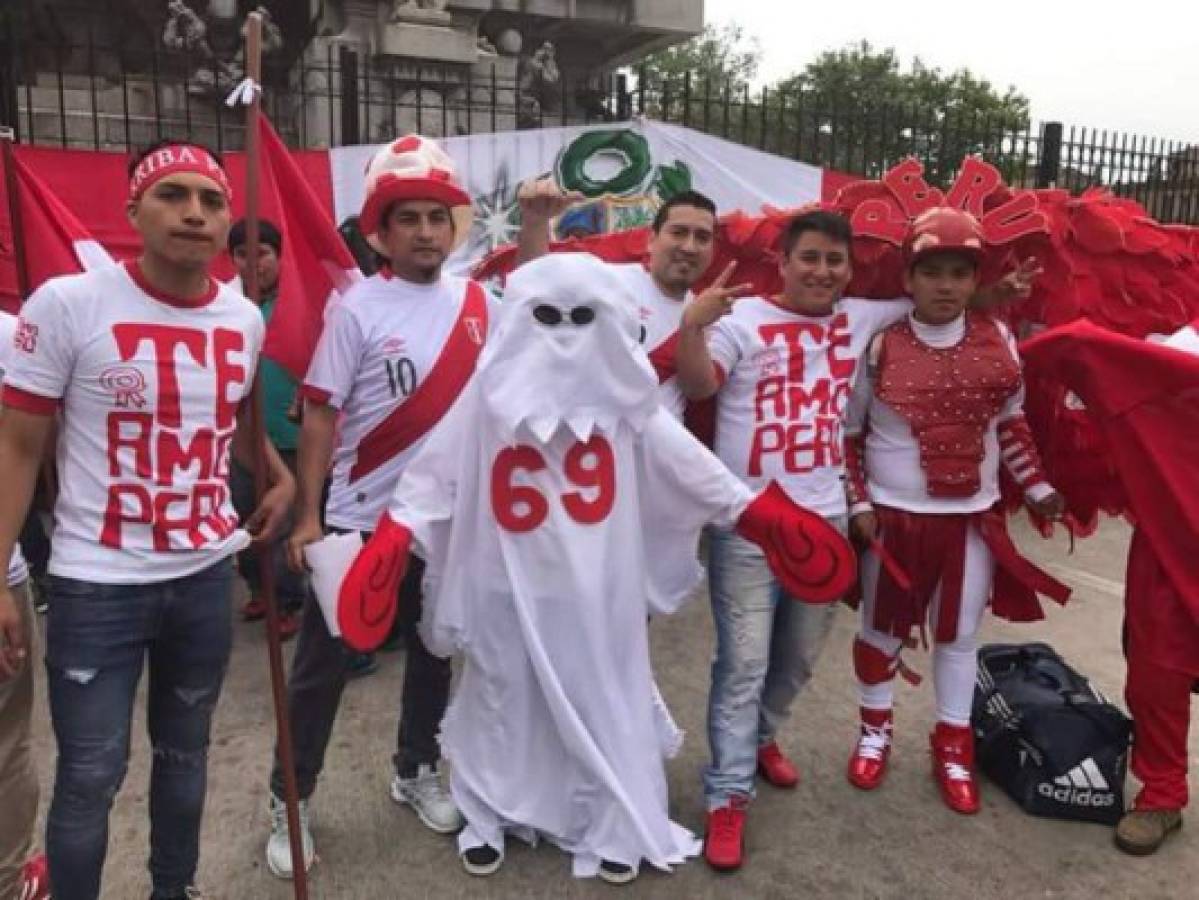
[704,0,1199,144]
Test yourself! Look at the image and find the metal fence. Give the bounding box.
[4,15,1197,224]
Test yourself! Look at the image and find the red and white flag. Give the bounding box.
[0,143,113,311]
[256,116,361,380]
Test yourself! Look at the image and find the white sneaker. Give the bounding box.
[390,764,464,834]
[265,793,316,879]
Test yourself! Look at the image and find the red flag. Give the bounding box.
[0,145,114,311]
[255,116,361,380]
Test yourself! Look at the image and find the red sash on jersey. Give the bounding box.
[349,281,488,483]
[647,331,679,383]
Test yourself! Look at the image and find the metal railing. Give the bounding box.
[3,20,1196,224]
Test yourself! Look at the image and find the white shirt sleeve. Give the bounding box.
[847,297,912,337]
[302,299,363,409]
[2,281,75,400]
[707,315,742,378]
[996,322,1026,421]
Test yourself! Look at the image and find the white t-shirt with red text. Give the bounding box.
[608,262,688,420]
[2,262,263,583]
[0,312,31,586]
[303,271,497,533]
[708,296,910,518]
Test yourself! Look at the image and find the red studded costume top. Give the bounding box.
[874,313,1020,498]
[843,312,1069,643]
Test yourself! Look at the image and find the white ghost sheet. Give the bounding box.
[385,254,754,877]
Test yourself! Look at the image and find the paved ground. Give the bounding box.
[27,518,1197,899]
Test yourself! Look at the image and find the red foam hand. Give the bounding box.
[735,481,857,604]
[337,514,412,652]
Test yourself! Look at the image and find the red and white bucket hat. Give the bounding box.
[358,134,473,254]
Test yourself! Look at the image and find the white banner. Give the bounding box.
[329,119,826,274]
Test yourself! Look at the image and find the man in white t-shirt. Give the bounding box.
[264,135,498,879]
[677,209,1037,870]
[0,310,48,900]
[0,140,294,900]
[515,184,720,419]
[676,209,907,871]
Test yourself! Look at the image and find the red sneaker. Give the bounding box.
[756,741,799,788]
[704,797,748,871]
[242,596,266,621]
[278,610,301,641]
[930,722,980,815]
[20,852,50,900]
[847,707,893,791]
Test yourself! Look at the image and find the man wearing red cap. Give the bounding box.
[842,207,1068,815]
[265,134,497,879]
[0,139,295,900]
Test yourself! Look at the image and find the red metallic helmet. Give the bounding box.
[902,207,985,267]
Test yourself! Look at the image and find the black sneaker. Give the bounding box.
[598,859,637,885]
[345,652,379,679]
[461,844,503,876]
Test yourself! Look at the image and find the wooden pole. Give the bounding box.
[240,13,309,898]
[0,127,31,300]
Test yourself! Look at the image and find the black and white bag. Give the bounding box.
[972,642,1132,826]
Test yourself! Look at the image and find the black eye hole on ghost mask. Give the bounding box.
[533,304,563,325]
[639,325,647,344]
[532,304,596,326]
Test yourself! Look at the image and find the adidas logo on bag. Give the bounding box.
[1036,757,1117,808]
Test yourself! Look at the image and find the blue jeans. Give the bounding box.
[44,559,234,900]
[703,525,844,808]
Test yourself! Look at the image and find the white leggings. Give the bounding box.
[857,523,996,727]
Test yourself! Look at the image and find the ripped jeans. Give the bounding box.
[703,523,845,808]
[43,559,234,900]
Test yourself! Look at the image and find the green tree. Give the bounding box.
[771,42,1032,182]
[635,24,761,122]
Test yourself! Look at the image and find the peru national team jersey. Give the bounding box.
[303,271,497,533]
[607,262,688,420]
[0,313,30,586]
[708,295,910,517]
[3,262,264,583]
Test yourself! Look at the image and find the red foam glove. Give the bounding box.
[736,481,857,604]
[337,513,412,652]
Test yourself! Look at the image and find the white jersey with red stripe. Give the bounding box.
[0,312,31,586]
[607,262,688,419]
[708,295,910,518]
[2,261,263,584]
[302,270,497,533]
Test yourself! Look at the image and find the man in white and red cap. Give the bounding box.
[842,206,1069,816]
[263,134,497,879]
[0,139,295,900]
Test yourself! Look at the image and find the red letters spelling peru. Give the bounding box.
[747,314,854,477]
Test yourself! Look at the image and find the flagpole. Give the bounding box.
[240,13,309,899]
[0,127,31,300]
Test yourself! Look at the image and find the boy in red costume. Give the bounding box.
[843,207,1069,814]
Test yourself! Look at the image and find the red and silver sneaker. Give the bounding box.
[930,722,980,815]
[847,708,893,791]
[704,796,749,871]
[756,741,799,788]
[19,853,50,900]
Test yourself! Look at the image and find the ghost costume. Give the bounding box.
[383,254,755,877]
